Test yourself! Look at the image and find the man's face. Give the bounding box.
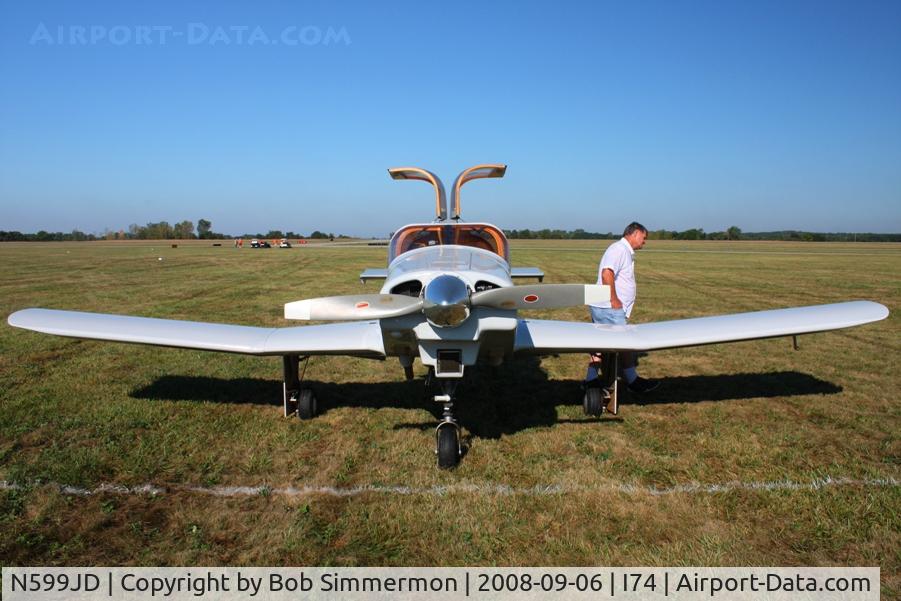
[626,230,647,250]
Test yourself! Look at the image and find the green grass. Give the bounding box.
[0,240,898,585]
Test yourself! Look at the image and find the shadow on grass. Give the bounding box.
[641,371,842,406]
[130,358,842,439]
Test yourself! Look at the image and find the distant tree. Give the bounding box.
[265,230,284,239]
[197,219,212,239]
[726,226,742,240]
[676,228,705,240]
[174,220,195,239]
[144,221,173,239]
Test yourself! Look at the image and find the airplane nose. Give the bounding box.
[422,275,470,327]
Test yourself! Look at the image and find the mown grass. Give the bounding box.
[0,240,898,586]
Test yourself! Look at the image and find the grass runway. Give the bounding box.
[0,240,898,585]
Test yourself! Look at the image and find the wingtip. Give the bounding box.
[871,301,890,321]
[7,308,37,328]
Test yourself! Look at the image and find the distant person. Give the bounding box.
[586,222,659,394]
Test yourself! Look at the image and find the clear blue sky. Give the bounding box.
[1,0,899,236]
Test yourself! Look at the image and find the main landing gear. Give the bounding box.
[583,352,619,417]
[283,354,318,419]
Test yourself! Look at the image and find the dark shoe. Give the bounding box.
[627,376,659,394]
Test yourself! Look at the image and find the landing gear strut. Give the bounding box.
[584,352,619,417]
[283,354,317,419]
[433,374,462,469]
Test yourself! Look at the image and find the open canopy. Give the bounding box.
[389,223,509,261]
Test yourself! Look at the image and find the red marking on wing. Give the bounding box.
[355,302,370,309]
[523,294,540,303]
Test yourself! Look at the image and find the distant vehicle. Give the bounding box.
[250,239,271,248]
[279,239,292,248]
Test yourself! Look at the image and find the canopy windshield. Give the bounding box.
[389,223,509,261]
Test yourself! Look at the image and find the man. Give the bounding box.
[586,222,659,393]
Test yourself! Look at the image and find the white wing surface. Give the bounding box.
[514,301,889,354]
[7,309,385,357]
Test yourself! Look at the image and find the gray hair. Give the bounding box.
[623,222,647,237]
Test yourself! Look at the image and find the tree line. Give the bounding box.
[0,219,222,241]
[238,230,350,240]
[0,220,351,242]
[2,223,899,242]
[504,227,901,242]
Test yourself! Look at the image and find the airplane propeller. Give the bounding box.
[284,294,423,321]
[470,282,609,311]
[285,277,609,327]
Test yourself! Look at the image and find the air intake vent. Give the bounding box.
[436,350,463,376]
[390,280,423,297]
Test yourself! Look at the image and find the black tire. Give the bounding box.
[297,388,317,419]
[437,426,460,469]
[584,387,604,417]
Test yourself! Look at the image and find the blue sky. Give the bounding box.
[1,0,899,236]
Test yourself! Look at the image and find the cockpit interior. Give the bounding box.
[389,223,509,261]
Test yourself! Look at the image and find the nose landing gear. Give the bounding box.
[432,376,462,469]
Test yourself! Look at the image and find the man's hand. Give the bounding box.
[601,268,622,309]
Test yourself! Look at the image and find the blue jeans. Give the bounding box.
[586,307,631,381]
[589,306,627,326]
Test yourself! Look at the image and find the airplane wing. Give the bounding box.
[510,267,545,281]
[514,301,889,354]
[7,308,386,358]
[359,268,388,282]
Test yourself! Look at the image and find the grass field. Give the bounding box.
[0,240,898,587]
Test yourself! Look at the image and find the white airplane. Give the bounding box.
[7,164,890,468]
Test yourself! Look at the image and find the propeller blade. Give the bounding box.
[471,284,609,310]
[285,294,423,321]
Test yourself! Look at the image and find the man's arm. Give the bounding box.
[601,268,622,309]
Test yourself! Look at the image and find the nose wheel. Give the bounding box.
[433,374,462,469]
[436,421,461,469]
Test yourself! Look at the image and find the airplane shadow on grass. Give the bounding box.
[130,357,842,440]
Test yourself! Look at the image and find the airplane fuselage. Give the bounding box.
[378,242,520,376]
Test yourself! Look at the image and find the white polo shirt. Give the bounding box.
[590,237,637,317]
